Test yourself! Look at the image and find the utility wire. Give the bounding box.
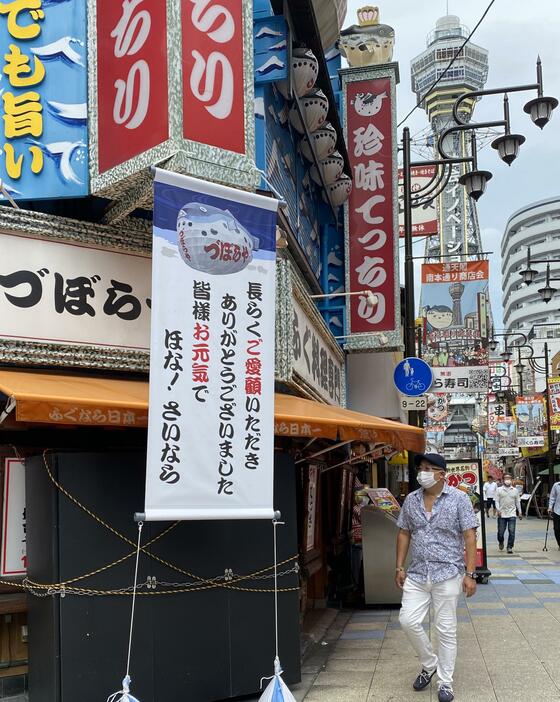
[397,0,498,128]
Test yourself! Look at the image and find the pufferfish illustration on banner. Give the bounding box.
[177,203,260,275]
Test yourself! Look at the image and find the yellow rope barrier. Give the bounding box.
[0,452,300,596]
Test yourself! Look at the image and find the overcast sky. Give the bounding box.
[344,0,560,330]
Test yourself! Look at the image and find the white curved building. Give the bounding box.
[502,196,560,331]
[502,197,560,389]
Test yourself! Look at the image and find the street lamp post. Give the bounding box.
[519,247,560,303]
[401,59,556,489]
[528,342,557,490]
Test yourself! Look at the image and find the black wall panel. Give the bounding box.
[26,451,300,702]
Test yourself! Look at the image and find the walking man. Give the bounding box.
[483,476,497,518]
[548,478,560,550]
[395,453,478,702]
[495,473,522,554]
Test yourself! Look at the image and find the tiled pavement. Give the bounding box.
[287,516,560,702]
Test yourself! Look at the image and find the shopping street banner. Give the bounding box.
[144,169,278,521]
[495,416,519,456]
[424,393,449,431]
[514,395,547,448]
[548,376,560,431]
[421,261,489,393]
[425,429,445,454]
[446,461,486,569]
[487,401,509,436]
[483,457,502,480]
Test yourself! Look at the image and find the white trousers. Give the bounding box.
[398,574,463,687]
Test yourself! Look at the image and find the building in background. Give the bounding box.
[502,196,560,389]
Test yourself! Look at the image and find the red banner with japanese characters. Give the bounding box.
[345,76,397,337]
[96,0,170,173]
[182,0,246,155]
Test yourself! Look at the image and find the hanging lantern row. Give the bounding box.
[276,47,351,208]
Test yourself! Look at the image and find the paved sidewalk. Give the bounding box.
[290,516,560,702]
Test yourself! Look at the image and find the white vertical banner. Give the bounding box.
[144,170,278,520]
[1,459,27,576]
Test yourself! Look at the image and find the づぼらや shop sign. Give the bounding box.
[341,65,400,351]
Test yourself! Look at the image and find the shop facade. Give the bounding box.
[0,1,425,700]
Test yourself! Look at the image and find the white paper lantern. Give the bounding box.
[289,89,329,133]
[277,47,319,99]
[324,175,352,207]
[177,203,256,275]
[310,151,344,185]
[300,124,337,161]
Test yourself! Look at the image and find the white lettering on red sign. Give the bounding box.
[188,0,235,120]
[182,0,245,154]
[96,0,169,174]
[111,0,151,130]
[346,78,396,335]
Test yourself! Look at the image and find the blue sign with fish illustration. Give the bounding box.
[0,0,88,201]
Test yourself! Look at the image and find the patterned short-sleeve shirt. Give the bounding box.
[397,482,478,584]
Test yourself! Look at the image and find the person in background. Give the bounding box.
[483,476,498,518]
[548,478,560,550]
[495,473,522,554]
[395,453,478,702]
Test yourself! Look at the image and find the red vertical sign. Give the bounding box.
[96,0,170,173]
[181,0,246,155]
[346,79,396,334]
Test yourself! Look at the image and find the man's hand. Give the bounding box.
[518,513,523,520]
[463,576,477,598]
[395,569,406,589]
[497,511,502,518]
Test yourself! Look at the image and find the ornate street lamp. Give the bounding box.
[520,247,538,285]
[538,264,558,303]
[523,57,559,129]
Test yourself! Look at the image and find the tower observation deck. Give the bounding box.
[411,15,489,262]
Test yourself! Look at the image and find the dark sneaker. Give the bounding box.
[413,669,436,691]
[507,548,513,554]
[498,543,504,551]
[438,685,455,701]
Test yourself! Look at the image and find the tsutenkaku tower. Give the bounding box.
[411,15,489,261]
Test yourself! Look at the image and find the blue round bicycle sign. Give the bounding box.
[393,357,433,397]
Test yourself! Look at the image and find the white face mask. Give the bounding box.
[504,479,512,486]
[417,470,438,489]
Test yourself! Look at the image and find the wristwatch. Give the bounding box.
[465,571,477,579]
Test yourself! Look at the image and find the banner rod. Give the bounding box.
[134,512,146,522]
[410,251,494,259]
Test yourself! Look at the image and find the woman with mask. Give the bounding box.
[395,453,478,702]
[495,473,522,553]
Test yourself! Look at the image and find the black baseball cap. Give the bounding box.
[414,453,447,471]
